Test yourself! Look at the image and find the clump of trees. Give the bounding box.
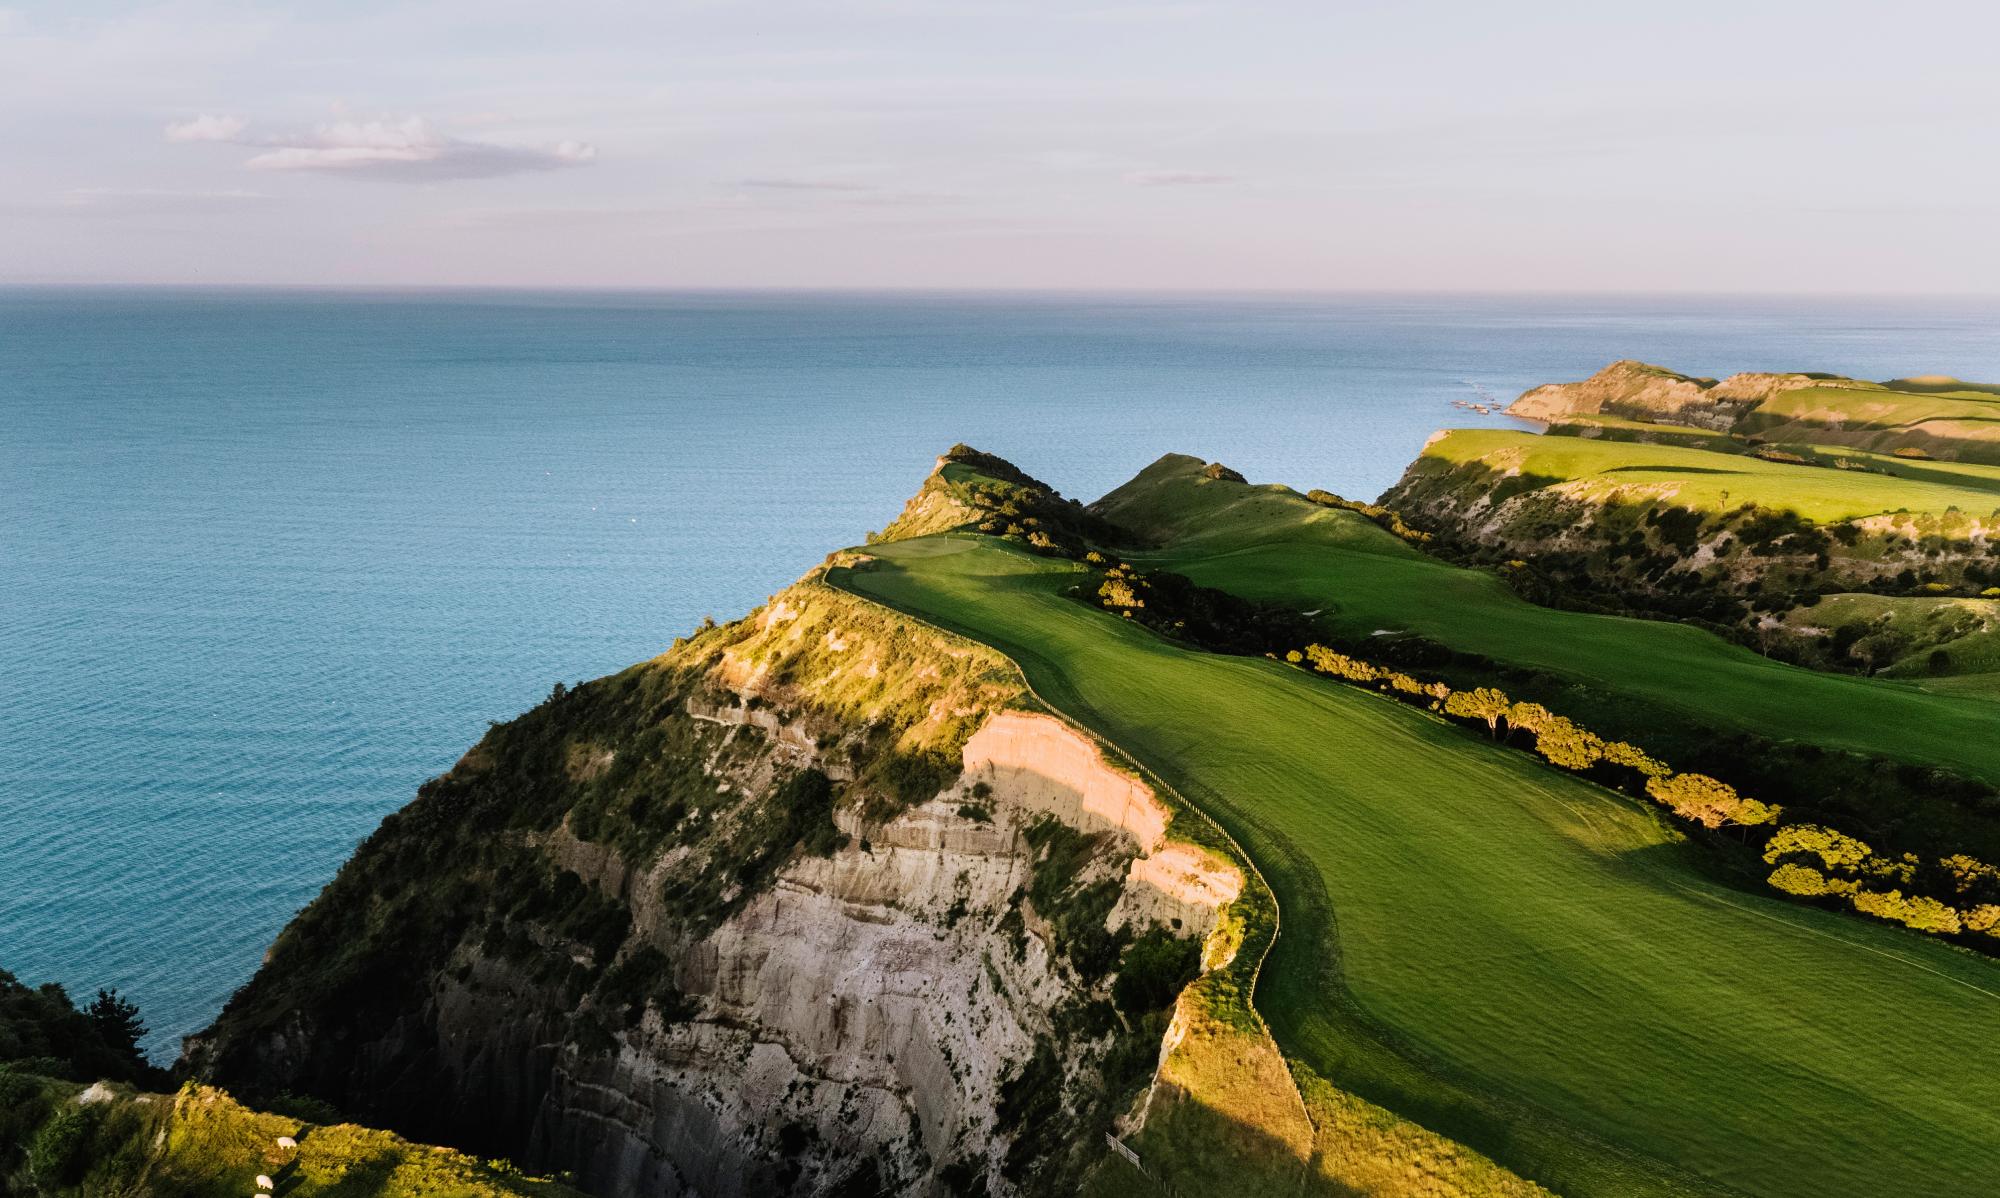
[1302,489,1433,545]
[1645,773,1780,830]
[0,970,161,1087]
[944,444,1126,557]
[1763,825,2000,938]
[1093,561,1315,654]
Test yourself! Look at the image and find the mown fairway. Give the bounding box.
[1417,428,2000,521]
[1095,457,2000,786]
[836,535,2000,1198]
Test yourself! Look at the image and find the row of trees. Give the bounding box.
[1286,642,2000,944]
[1293,644,1778,830]
[1763,825,2000,937]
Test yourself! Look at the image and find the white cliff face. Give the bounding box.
[188,575,1250,1196]
[503,707,1240,1197]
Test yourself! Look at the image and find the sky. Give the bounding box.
[3,1,1998,291]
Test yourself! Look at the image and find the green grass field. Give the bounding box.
[833,535,2000,1198]
[1773,443,2000,496]
[1094,457,2000,786]
[1414,428,2000,521]
[2,1080,576,1198]
[1750,383,2000,432]
[1733,382,2000,463]
[1544,415,1747,453]
[1773,592,2000,677]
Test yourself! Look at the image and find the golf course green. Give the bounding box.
[833,534,2000,1198]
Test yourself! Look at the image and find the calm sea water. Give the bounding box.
[6,288,1998,1059]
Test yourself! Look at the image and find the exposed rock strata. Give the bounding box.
[1506,360,1821,429]
[185,576,1243,1197]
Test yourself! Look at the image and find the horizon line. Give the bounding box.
[5,282,2000,302]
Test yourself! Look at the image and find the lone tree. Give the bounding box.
[1505,701,1554,736]
[1444,687,1513,737]
[85,988,147,1062]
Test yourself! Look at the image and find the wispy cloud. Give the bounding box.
[164,114,247,143]
[164,114,596,182]
[1126,170,1235,186]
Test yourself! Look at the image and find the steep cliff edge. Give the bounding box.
[181,457,1260,1196]
[1509,360,2000,465]
[1382,428,2000,636]
[1505,360,1815,430]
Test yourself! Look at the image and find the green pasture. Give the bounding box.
[1544,415,1746,453]
[1775,591,2000,678]
[1413,428,2000,522]
[1751,383,2000,431]
[1738,383,2000,461]
[834,535,2000,1198]
[1770,442,2000,497]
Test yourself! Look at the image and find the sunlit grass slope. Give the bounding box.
[1416,428,2000,521]
[1741,382,2000,461]
[2,1079,577,1198]
[833,535,2000,1198]
[1093,455,2000,784]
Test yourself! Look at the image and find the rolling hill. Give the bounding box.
[833,532,2000,1198]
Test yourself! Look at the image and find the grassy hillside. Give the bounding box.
[1511,360,2000,464]
[1095,455,2000,789]
[0,1075,576,1196]
[1771,592,2000,678]
[1410,428,2000,522]
[1739,382,2000,462]
[833,535,2000,1198]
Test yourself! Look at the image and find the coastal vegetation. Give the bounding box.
[40,393,2000,1197]
[835,530,2000,1198]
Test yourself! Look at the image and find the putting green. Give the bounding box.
[835,535,2000,1198]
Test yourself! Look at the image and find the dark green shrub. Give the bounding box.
[29,1104,99,1185]
[1112,929,1202,1013]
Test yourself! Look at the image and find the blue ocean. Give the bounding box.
[6,288,1999,1059]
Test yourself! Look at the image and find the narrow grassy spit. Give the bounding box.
[834,535,2000,1198]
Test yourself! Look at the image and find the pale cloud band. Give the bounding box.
[164,114,596,182]
[164,114,248,144]
[1126,170,1235,186]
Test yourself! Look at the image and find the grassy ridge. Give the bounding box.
[1094,458,2000,787]
[835,535,2000,1198]
[1412,428,2000,522]
[1740,383,2000,456]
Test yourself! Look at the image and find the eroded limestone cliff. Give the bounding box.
[183,565,1246,1196]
